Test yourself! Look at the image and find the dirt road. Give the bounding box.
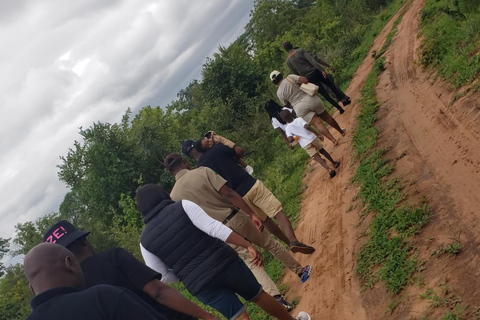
[281,0,480,318]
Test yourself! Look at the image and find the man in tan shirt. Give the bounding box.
[165,153,312,310]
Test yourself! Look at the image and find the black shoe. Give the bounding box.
[289,241,315,254]
[342,97,351,106]
[338,107,345,114]
[329,170,337,178]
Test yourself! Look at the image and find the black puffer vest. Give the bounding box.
[140,200,238,295]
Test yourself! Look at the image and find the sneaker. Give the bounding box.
[289,241,315,254]
[274,295,293,311]
[298,265,312,283]
[295,311,311,320]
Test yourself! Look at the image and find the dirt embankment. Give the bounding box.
[281,0,480,318]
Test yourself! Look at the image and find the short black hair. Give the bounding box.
[283,41,293,52]
[272,73,283,85]
[136,184,171,217]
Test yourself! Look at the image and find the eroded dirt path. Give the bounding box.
[281,0,480,318]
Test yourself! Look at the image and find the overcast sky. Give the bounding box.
[0,0,255,241]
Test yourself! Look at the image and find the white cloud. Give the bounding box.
[0,0,254,240]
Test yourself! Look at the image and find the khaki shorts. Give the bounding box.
[304,138,324,157]
[242,180,283,221]
[293,96,326,124]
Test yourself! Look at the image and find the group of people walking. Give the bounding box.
[24,41,349,320]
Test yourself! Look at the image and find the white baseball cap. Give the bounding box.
[270,70,281,82]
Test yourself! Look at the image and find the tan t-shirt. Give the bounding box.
[276,75,305,107]
[170,167,235,222]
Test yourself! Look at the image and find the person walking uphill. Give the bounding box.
[43,220,217,320]
[271,70,346,148]
[280,109,340,178]
[283,41,351,113]
[164,153,310,309]
[182,140,315,254]
[136,184,311,320]
[24,243,162,320]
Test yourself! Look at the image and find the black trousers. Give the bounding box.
[307,69,347,110]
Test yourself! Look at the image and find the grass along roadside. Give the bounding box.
[352,13,431,295]
[419,0,480,88]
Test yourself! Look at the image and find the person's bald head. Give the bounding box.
[24,243,85,296]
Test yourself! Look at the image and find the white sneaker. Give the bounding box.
[295,311,311,320]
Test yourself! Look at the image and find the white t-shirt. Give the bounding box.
[140,199,233,283]
[270,107,291,132]
[285,117,317,148]
[276,75,305,108]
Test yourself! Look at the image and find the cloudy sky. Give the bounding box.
[0,0,254,241]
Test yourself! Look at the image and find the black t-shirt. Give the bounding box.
[26,285,162,320]
[197,144,256,197]
[81,248,196,320]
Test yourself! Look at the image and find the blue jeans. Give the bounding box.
[195,258,263,320]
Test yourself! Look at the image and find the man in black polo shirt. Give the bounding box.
[25,242,161,320]
[43,220,217,320]
[182,140,315,259]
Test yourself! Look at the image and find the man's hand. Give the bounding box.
[289,143,294,149]
[329,66,335,73]
[322,70,327,78]
[247,245,263,267]
[251,214,264,232]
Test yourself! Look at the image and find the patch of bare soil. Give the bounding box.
[280,0,480,319]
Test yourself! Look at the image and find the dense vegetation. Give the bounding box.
[419,0,480,88]
[0,0,428,318]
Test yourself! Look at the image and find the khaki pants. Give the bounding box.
[226,211,303,296]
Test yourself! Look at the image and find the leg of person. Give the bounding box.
[241,196,290,245]
[230,213,307,276]
[295,101,338,146]
[318,110,346,135]
[319,148,340,168]
[312,153,331,171]
[309,70,344,113]
[195,280,249,320]
[316,80,345,113]
[229,243,281,296]
[306,139,336,178]
[230,243,293,311]
[309,116,338,146]
[225,258,311,320]
[323,74,349,104]
[243,181,315,255]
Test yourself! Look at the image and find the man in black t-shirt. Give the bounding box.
[25,243,161,320]
[43,220,218,320]
[182,140,315,259]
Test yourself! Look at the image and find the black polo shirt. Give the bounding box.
[197,144,256,197]
[26,285,162,320]
[81,247,196,320]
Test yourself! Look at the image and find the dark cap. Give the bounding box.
[43,220,90,247]
[182,140,196,157]
[164,153,183,172]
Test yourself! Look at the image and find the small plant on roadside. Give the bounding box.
[420,288,443,308]
[442,303,469,320]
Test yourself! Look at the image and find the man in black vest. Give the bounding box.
[43,220,217,320]
[137,184,311,320]
[182,140,315,261]
[24,243,161,320]
[283,41,351,114]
